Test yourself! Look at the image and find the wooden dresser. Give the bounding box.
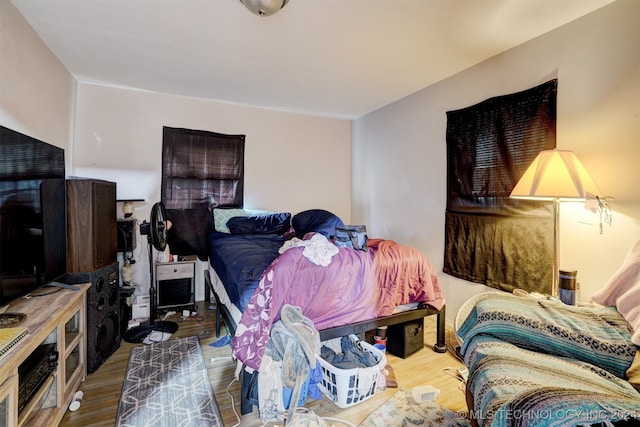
[0,284,88,427]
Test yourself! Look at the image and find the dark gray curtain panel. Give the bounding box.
[444,80,557,293]
[161,126,245,259]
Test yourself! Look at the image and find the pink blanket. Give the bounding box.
[232,238,444,370]
[592,240,640,346]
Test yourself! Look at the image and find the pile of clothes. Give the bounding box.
[321,335,379,369]
[258,304,322,424]
[258,305,380,426]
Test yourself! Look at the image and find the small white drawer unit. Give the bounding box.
[154,259,196,312]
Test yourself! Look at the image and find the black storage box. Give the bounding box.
[387,319,424,358]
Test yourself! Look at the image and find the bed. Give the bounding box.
[203,208,447,414]
[457,292,640,426]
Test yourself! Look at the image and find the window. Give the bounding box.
[162,127,245,209]
[444,80,557,293]
[161,126,245,258]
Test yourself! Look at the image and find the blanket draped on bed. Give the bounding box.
[464,335,640,427]
[232,237,444,371]
[458,293,637,378]
[460,293,640,427]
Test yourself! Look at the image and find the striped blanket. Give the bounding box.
[458,293,636,378]
[464,335,640,427]
[459,294,640,426]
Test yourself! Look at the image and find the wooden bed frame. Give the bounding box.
[204,270,447,415]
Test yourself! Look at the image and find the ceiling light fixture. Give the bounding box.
[240,0,289,17]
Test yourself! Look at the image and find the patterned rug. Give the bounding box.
[116,335,223,427]
[359,388,471,427]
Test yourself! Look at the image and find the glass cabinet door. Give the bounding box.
[0,375,17,427]
[62,309,83,392]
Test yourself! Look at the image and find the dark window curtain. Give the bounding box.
[444,80,557,293]
[161,126,245,259]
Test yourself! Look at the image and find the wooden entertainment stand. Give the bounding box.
[0,283,88,427]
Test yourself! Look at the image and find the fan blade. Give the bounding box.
[149,202,168,252]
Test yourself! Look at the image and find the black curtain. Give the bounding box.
[161,126,245,259]
[444,80,557,293]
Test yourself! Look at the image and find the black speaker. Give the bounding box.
[117,219,137,252]
[66,262,121,374]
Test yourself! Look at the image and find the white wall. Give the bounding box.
[1,0,353,304]
[72,83,352,299]
[353,0,640,322]
[0,1,75,157]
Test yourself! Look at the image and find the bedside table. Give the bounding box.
[155,257,196,313]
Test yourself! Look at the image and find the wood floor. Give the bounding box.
[59,301,469,426]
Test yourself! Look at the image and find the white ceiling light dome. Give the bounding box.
[240,0,289,17]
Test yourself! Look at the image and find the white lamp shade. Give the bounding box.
[510,149,601,200]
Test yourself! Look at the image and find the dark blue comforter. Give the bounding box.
[209,232,286,312]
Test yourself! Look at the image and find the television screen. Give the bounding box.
[0,125,66,310]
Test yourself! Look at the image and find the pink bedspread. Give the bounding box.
[232,238,445,370]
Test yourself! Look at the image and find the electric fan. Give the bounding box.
[123,202,178,343]
[139,201,168,253]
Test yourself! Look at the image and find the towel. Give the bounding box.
[279,233,339,266]
[592,240,640,345]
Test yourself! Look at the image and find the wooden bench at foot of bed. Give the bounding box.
[204,270,447,415]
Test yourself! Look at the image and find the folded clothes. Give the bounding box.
[321,335,378,369]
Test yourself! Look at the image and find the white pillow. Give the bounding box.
[592,240,640,345]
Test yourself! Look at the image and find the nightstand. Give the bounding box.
[155,256,196,313]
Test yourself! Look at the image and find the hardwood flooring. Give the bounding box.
[59,301,469,426]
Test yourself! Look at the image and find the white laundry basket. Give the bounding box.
[316,338,386,408]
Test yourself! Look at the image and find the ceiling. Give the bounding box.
[12,0,614,119]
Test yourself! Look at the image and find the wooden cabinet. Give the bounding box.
[0,284,88,427]
[0,374,17,427]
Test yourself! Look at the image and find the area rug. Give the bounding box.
[116,335,223,427]
[359,388,471,427]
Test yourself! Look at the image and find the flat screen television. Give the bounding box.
[0,125,67,312]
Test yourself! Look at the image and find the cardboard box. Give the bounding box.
[132,294,150,319]
[135,294,150,304]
